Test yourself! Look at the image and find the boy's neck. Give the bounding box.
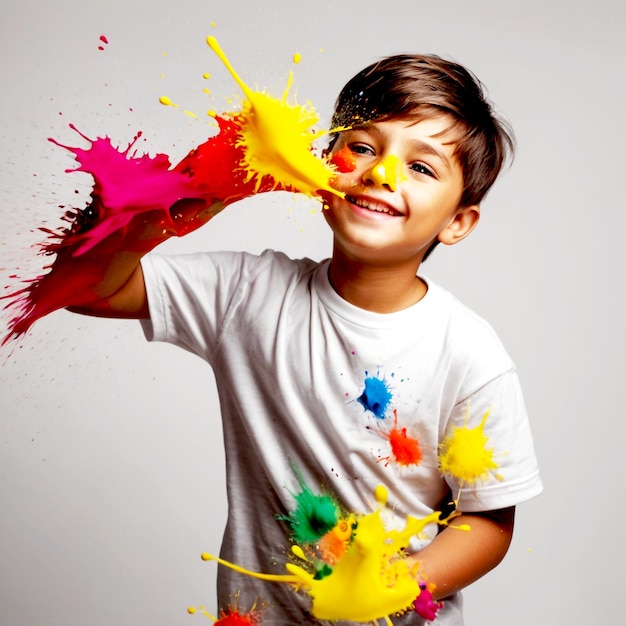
[327,251,428,313]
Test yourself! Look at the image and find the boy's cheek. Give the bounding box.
[328,144,357,173]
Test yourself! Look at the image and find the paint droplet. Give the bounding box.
[159,95,177,108]
[293,52,302,64]
[374,484,388,505]
[203,72,211,79]
[291,545,307,560]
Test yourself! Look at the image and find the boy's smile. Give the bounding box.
[322,116,479,268]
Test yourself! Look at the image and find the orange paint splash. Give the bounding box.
[316,515,355,565]
[377,409,423,467]
[439,408,502,485]
[200,486,449,624]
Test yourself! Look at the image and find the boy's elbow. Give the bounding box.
[67,265,149,320]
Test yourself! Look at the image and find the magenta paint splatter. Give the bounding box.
[357,375,392,419]
[1,118,280,344]
[413,583,444,621]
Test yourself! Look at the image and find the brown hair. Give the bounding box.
[330,54,515,209]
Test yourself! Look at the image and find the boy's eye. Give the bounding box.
[348,143,375,156]
[410,162,435,177]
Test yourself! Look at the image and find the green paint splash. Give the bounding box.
[277,468,339,544]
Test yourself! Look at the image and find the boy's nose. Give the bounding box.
[366,154,406,192]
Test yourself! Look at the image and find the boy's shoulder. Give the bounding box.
[424,278,514,371]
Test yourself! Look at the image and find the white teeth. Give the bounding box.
[348,195,399,216]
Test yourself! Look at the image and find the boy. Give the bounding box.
[70,54,542,624]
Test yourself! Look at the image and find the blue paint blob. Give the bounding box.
[357,376,392,419]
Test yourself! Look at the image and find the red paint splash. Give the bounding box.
[188,599,264,625]
[1,117,282,344]
[328,144,356,173]
[213,608,261,626]
[378,410,423,467]
[98,35,109,51]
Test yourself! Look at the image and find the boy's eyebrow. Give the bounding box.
[406,138,455,171]
[349,124,456,171]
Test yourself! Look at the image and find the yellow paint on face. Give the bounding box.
[201,486,447,623]
[439,409,502,484]
[205,36,341,198]
[369,154,407,192]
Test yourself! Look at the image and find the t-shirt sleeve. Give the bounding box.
[139,250,251,361]
[442,367,543,512]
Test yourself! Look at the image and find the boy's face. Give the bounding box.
[323,115,478,266]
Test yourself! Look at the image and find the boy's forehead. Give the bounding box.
[347,114,462,147]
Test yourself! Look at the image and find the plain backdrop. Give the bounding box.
[0,1,623,624]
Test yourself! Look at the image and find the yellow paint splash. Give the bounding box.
[201,486,447,624]
[439,408,502,484]
[369,154,407,192]
[205,36,341,199]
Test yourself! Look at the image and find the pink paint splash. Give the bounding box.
[1,116,281,345]
[413,582,444,621]
[2,36,349,346]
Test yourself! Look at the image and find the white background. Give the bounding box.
[1,1,624,624]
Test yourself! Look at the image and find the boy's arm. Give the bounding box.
[409,506,515,600]
[67,198,223,320]
[67,260,149,319]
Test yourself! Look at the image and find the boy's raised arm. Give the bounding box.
[66,198,224,320]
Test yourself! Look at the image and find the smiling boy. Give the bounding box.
[70,54,542,624]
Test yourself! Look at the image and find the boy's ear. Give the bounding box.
[438,205,480,246]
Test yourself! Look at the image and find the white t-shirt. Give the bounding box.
[141,249,542,626]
